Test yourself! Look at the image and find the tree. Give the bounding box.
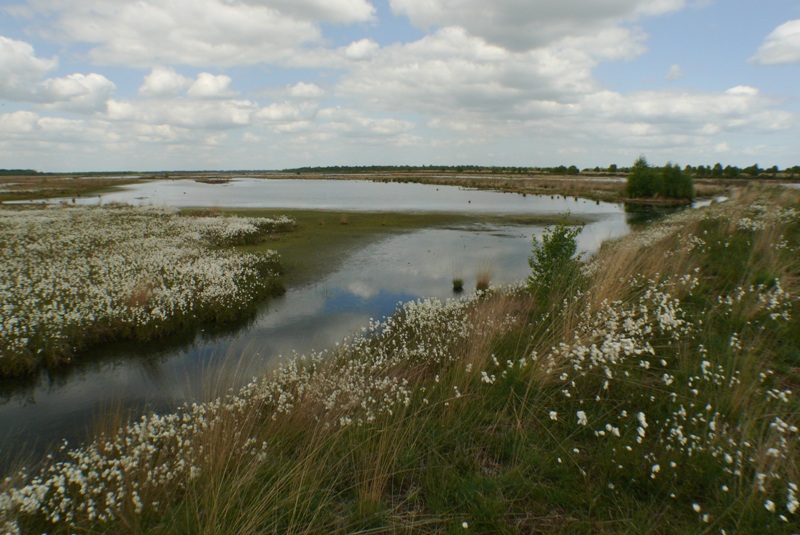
[743,164,762,177]
[724,165,741,178]
[626,156,655,198]
[661,162,694,200]
[711,163,724,178]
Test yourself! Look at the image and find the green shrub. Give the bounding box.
[527,218,583,301]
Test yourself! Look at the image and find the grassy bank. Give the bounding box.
[2,186,798,533]
[0,205,292,378]
[0,175,147,203]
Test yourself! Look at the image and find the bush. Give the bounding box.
[527,218,583,301]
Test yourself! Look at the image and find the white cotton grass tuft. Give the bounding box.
[0,205,292,375]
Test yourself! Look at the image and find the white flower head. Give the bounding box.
[637,412,648,428]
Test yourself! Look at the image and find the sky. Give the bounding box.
[0,0,798,172]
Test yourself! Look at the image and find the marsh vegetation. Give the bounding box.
[2,185,797,533]
[0,205,291,377]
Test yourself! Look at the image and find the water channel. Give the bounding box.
[1,178,670,472]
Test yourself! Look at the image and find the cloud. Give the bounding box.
[750,19,800,65]
[256,102,316,123]
[0,36,58,100]
[139,69,238,99]
[664,63,684,80]
[0,110,109,144]
[107,98,258,130]
[139,67,191,97]
[582,86,788,131]
[19,0,375,67]
[344,39,380,60]
[0,36,115,111]
[0,111,41,134]
[335,27,608,119]
[187,73,236,98]
[389,0,684,51]
[241,0,375,24]
[287,82,325,99]
[39,73,116,112]
[534,86,793,164]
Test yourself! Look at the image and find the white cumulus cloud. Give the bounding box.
[336,27,602,119]
[139,67,191,97]
[750,19,800,65]
[287,82,325,99]
[345,39,380,61]
[39,73,116,112]
[17,0,377,68]
[106,97,258,130]
[187,73,236,99]
[0,36,58,100]
[34,0,324,67]
[0,36,115,111]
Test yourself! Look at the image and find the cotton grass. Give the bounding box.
[0,204,292,377]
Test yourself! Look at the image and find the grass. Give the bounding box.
[0,175,147,203]
[3,185,799,534]
[475,265,492,292]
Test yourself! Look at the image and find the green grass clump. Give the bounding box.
[2,186,799,533]
[452,278,464,293]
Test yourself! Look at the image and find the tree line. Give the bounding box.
[0,169,40,176]
[285,163,799,178]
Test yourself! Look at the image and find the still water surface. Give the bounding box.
[2,179,641,470]
[72,178,619,215]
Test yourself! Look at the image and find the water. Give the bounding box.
[1,178,637,470]
[53,177,619,216]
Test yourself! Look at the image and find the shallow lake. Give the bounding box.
[1,178,654,471]
[68,177,621,215]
